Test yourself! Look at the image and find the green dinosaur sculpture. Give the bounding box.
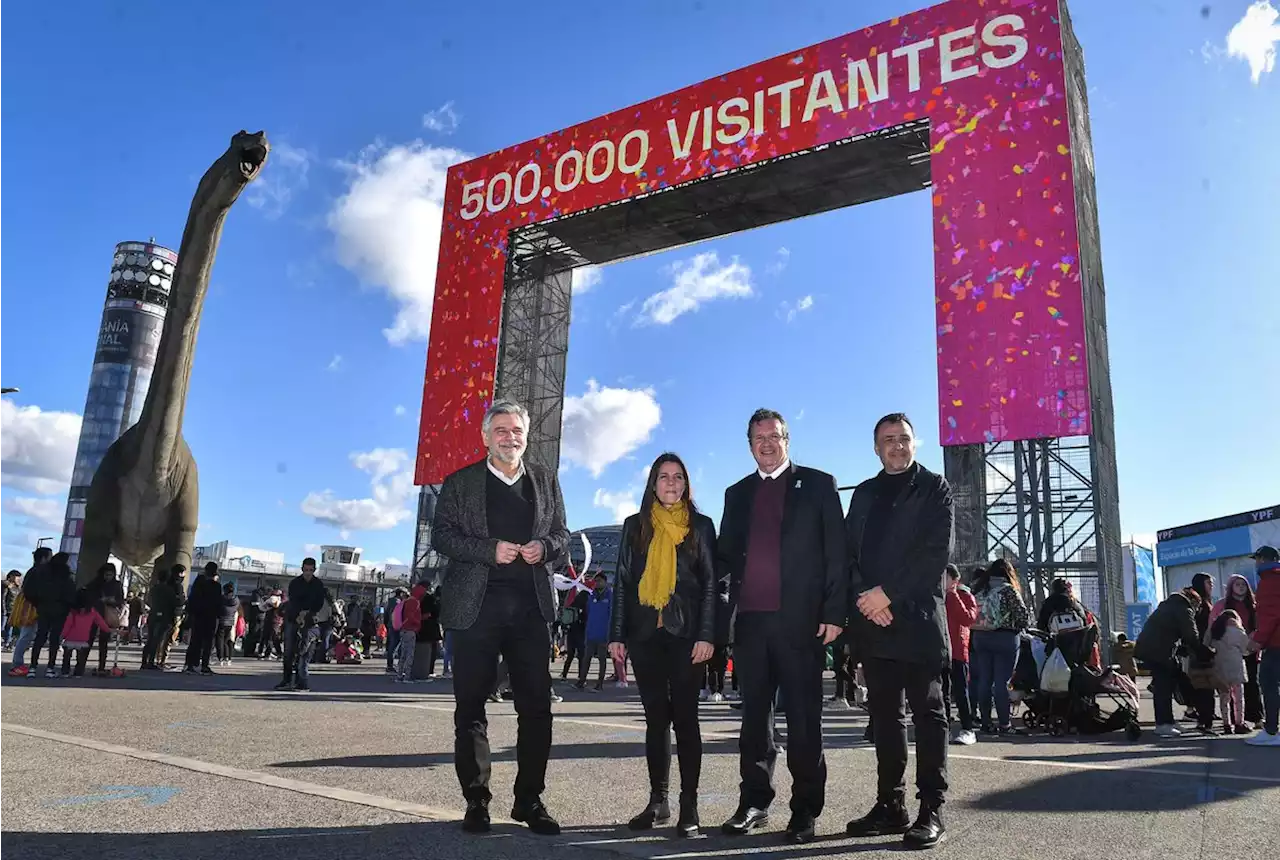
[75,131,270,587]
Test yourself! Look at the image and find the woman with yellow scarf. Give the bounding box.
[609,452,719,838]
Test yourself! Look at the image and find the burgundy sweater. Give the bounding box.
[739,475,787,612]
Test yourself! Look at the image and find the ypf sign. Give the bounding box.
[416,0,1094,484]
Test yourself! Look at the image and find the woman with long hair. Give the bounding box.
[968,559,1029,734]
[1210,574,1262,727]
[609,453,717,838]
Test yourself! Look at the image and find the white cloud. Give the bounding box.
[328,354,343,371]
[561,380,661,477]
[328,140,471,345]
[638,251,753,325]
[572,266,603,294]
[766,246,791,275]
[778,294,815,323]
[422,101,460,134]
[3,496,65,533]
[245,141,311,219]
[593,488,640,524]
[394,404,407,417]
[301,447,415,533]
[1227,1,1280,83]
[0,400,81,495]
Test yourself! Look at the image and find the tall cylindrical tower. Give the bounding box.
[61,240,178,572]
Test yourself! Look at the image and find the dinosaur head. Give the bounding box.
[196,130,271,209]
[233,130,270,181]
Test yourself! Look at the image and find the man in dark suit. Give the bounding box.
[433,399,570,836]
[843,413,954,850]
[717,408,846,844]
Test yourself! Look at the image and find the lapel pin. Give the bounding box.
[795,479,802,489]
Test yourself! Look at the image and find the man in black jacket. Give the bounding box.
[278,557,326,691]
[24,549,74,676]
[184,562,223,675]
[717,408,846,844]
[844,413,954,850]
[434,399,569,837]
[141,565,186,669]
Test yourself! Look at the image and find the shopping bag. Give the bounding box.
[1041,648,1071,693]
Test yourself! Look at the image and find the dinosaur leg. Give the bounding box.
[157,462,199,593]
[76,451,121,587]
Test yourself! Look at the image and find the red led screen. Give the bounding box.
[416,0,1090,484]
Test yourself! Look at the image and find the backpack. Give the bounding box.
[391,600,406,631]
[9,592,37,628]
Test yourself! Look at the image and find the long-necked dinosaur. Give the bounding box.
[75,131,270,586]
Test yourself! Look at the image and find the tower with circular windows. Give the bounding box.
[61,240,178,571]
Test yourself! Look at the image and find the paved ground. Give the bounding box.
[2,647,1277,859]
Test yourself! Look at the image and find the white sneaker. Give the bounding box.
[1154,724,1182,738]
[823,697,852,711]
[1245,730,1280,746]
[952,729,977,746]
[710,692,725,703]
[550,692,563,704]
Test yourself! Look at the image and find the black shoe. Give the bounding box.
[903,805,945,849]
[784,812,815,844]
[628,797,671,830]
[200,667,215,675]
[511,799,561,835]
[274,680,294,691]
[676,794,700,838]
[721,806,769,835]
[462,799,491,833]
[294,683,311,692]
[846,799,911,837]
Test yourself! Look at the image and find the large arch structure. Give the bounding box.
[411,0,1122,636]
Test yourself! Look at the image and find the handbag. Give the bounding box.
[1187,659,1216,691]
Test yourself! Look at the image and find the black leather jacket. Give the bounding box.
[609,510,718,644]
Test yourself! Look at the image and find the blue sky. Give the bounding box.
[2,0,1278,574]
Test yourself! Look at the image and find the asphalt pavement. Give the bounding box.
[2,646,1277,859]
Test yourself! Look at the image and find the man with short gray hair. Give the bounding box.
[434,399,570,836]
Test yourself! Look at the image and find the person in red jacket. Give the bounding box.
[395,583,427,683]
[942,565,979,745]
[1246,546,1280,747]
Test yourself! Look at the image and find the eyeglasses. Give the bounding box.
[751,433,787,446]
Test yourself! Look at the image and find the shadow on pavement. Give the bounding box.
[4,819,909,860]
[270,737,740,769]
[964,762,1269,813]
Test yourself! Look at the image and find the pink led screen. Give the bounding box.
[416,0,1090,484]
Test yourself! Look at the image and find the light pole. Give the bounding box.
[36,537,55,549]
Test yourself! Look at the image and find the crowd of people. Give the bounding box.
[4,398,1278,851]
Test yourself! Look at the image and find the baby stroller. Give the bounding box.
[1018,624,1142,740]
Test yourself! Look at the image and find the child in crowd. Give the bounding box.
[1113,633,1138,680]
[1206,609,1252,734]
[60,595,112,678]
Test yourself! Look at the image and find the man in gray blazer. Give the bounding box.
[434,399,570,836]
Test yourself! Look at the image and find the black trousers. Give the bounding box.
[216,624,235,660]
[185,618,216,669]
[707,646,728,694]
[452,587,552,805]
[734,611,826,816]
[92,627,111,671]
[864,656,949,807]
[142,614,172,666]
[941,659,973,731]
[32,611,67,669]
[630,630,703,799]
[578,642,609,686]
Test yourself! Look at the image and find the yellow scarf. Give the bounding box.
[638,500,690,609]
